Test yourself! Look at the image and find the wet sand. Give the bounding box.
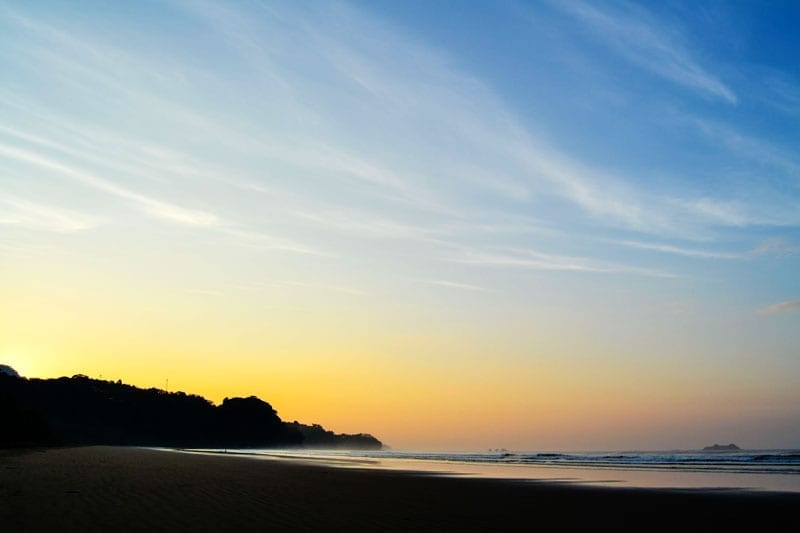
[1,446,797,532]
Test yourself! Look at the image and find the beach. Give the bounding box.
[1,447,797,531]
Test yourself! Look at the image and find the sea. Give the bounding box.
[183,448,800,493]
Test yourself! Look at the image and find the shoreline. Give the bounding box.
[2,446,798,531]
[174,447,800,493]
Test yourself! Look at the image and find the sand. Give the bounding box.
[1,446,797,532]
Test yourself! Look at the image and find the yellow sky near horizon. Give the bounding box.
[3,261,797,451]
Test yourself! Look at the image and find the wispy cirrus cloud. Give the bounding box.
[421,280,488,292]
[0,195,98,232]
[688,117,800,177]
[453,247,676,279]
[760,73,800,118]
[551,0,736,103]
[227,279,365,296]
[272,280,366,296]
[759,300,800,315]
[0,143,220,227]
[4,0,779,250]
[750,238,800,257]
[219,228,326,256]
[616,240,743,260]
[290,207,443,242]
[182,0,677,234]
[3,0,797,307]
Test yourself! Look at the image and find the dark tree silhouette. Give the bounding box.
[287,422,382,450]
[0,364,19,378]
[0,372,381,450]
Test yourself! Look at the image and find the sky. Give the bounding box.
[1,0,799,451]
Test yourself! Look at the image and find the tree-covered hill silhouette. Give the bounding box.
[0,368,381,450]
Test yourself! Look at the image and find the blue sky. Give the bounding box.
[1,1,799,449]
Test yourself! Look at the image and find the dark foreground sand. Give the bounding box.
[1,447,797,532]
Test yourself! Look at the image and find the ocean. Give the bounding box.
[184,448,800,493]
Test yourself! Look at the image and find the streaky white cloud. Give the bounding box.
[0,107,314,218]
[762,73,800,118]
[235,179,541,252]
[275,3,799,238]
[674,196,800,229]
[677,198,749,227]
[1,13,310,178]
[8,0,776,243]
[505,134,784,236]
[220,228,327,257]
[3,0,796,302]
[223,177,451,246]
[452,247,675,278]
[445,217,558,237]
[180,2,664,233]
[291,207,441,241]
[0,195,99,232]
[506,136,657,231]
[0,143,220,227]
[321,29,678,235]
[0,120,210,187]
[314,145,423,201]
[0,110,325,256]
[227,279,366,296]
[750,238,800,257]
[272,280,366,296]
[688,118,800,177]
[759,300,800,315]
[421,280,488,292]
[175,2,454,215]
[617,240,743,260]
[551,0,736,103]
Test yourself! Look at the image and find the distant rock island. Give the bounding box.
[0,366,381,450]
[703,443,740,452]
